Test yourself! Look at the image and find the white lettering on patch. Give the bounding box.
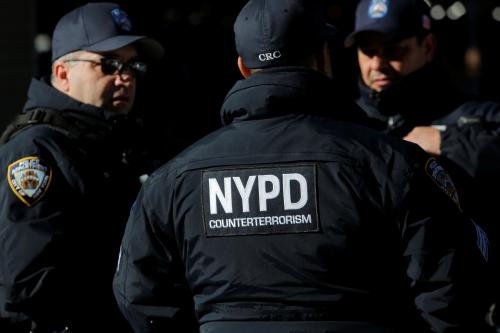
[203,165,319,237]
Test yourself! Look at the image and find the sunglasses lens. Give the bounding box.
[99,58,147,77]
[100,58,120,75]
[129,62,148,76]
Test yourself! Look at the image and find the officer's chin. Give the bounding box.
[371,79,393,92]
[110,100,132,115]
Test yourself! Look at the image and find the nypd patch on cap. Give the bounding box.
[8,156,52,207]
[344,0,431,47]
[368,0,389,18]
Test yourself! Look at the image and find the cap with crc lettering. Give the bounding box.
[234,0,337,69]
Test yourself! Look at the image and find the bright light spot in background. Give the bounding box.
[492,7,500,22]
[34,34,51,53]
[447,1,467,20]
[431,5,446,20]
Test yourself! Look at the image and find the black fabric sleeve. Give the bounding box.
[399,163,490,332]
[113,178,198,333]
[0,155,79,330]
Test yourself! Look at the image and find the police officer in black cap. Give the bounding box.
[0,2,163,332]
[113,0,487,332]
[346,0,500,326]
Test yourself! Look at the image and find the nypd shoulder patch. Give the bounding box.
[7,156,52,207]
[425,158,460,209]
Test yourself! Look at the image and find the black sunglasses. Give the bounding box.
[64,57,148,77]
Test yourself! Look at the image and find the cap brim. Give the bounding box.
[84,35,164,60]
[344,31,359,48]
[344,25,414,48]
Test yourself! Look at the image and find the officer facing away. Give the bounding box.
[345,0,500,324]
[0,3,163,332]
[113,0,487,332]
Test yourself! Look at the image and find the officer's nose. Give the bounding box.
[370,54,388,71]
[115,70,134,85]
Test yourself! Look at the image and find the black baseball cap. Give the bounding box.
[234,0,337,69]
[345,0,431,47]
[51,2,164,62]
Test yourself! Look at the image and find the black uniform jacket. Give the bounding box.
[0,78,140,332]
[356,63,500,240]
[114,67,487,333]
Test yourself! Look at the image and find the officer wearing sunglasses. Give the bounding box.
[0,3,163,333]
[64,57,148,78]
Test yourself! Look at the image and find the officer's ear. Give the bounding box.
[422,33,438,63]
[315,42,333,79]
[237,56,252,79]
[52,61,71,92]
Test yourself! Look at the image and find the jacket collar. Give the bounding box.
[23,77,120,122]
[357,63,465,123]
[221,66,365,125]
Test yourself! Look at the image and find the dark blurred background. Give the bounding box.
[1,0,499,163]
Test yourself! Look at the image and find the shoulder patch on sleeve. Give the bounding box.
[7,156,52,207]
[424,157,460,209]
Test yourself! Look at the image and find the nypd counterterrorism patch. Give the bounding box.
[7,156,52,207]
[202,164,319,237]
[425,158,460,209]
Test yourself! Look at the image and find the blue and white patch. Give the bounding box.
[425,158,460,208]
[422,14,431,30]
[202,164,319,237]
[368,0,389,19]
[7,156,52,207]
[111,8,132,32]
[472,220,489,262]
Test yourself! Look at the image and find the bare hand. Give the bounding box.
[403,126,442,156]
